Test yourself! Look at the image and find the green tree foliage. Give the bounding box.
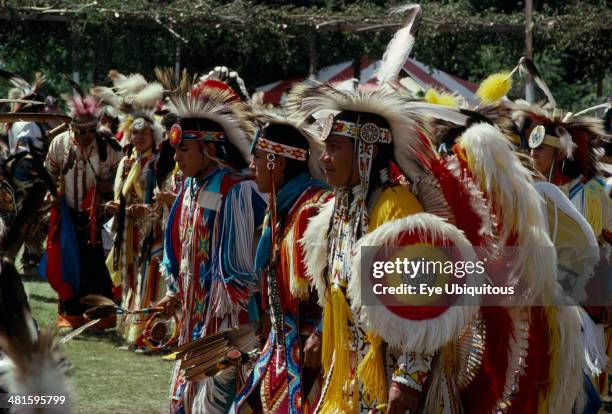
[0,0,609,111]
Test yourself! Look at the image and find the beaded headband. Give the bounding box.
[255,136,308,161]
[321,113,392,144]
[169,123,226,147]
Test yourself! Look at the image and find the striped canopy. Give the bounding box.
[256,57,479,106]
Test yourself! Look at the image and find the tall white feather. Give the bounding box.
[376,4,422,84]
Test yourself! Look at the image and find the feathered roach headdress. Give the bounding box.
[91,70,164,147]
[62,92,103,129]
[155,68,254,168]
[512,103,605,184]
[198,66,250,102]
[425,100,519,150]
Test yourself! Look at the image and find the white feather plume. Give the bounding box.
[113,73,148,96]
[376,4,422,84]
[347,213,481,352]
[300,199,335,306]
[555,125,577,159]
[132,82,164,109]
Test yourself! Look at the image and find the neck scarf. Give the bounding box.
[254,172,325,273]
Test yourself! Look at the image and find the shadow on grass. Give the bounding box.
[70,329,126,347]
[26,278,173,413]
[29,292,58,304]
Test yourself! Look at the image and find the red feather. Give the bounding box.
[507,307,552,414]
[412,131,488,246]
[192,79,240,102]
[460,307,512,414]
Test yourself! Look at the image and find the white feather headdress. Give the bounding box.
[92,70,164,111]
[287,81,430,183]
[91,70,165,147]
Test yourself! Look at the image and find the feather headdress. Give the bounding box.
[91,70,164,113]
[199,66,250,101]
[512,102,604,181]
[62,93,103,125]
[155,68,254,164]
[92,70,165,146]
[287,81,431,182]
[249,105,325,181]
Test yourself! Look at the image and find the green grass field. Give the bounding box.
[24,279,174,414]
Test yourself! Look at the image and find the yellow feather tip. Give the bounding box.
[476,72,512,103]
[120,116,134,139]
[424,89,458,108]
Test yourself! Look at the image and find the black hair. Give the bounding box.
[95,129,120,162]
[260,123,310,182]
[284,158,309,182]
[215,141,248,170]
[333,110,395,202]
[156,139,176,187]
[180,117,224,132]
[99,114,119,135]
[162,113,179,131]
[367,141,394,199]
[558,156,581,179]
[603,138,612,156]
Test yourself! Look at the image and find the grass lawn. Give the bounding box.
[24,279,174,414]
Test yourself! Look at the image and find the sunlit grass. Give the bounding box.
[24,280,173,414]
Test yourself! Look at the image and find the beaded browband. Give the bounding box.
[255,136,308,161]
[321,113,392,144]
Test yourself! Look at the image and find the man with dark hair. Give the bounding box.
[521,107,612,244]
[292,81,585,414]
[232,112,330,414]
[294,84,437,414]
[157,79,266,414]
